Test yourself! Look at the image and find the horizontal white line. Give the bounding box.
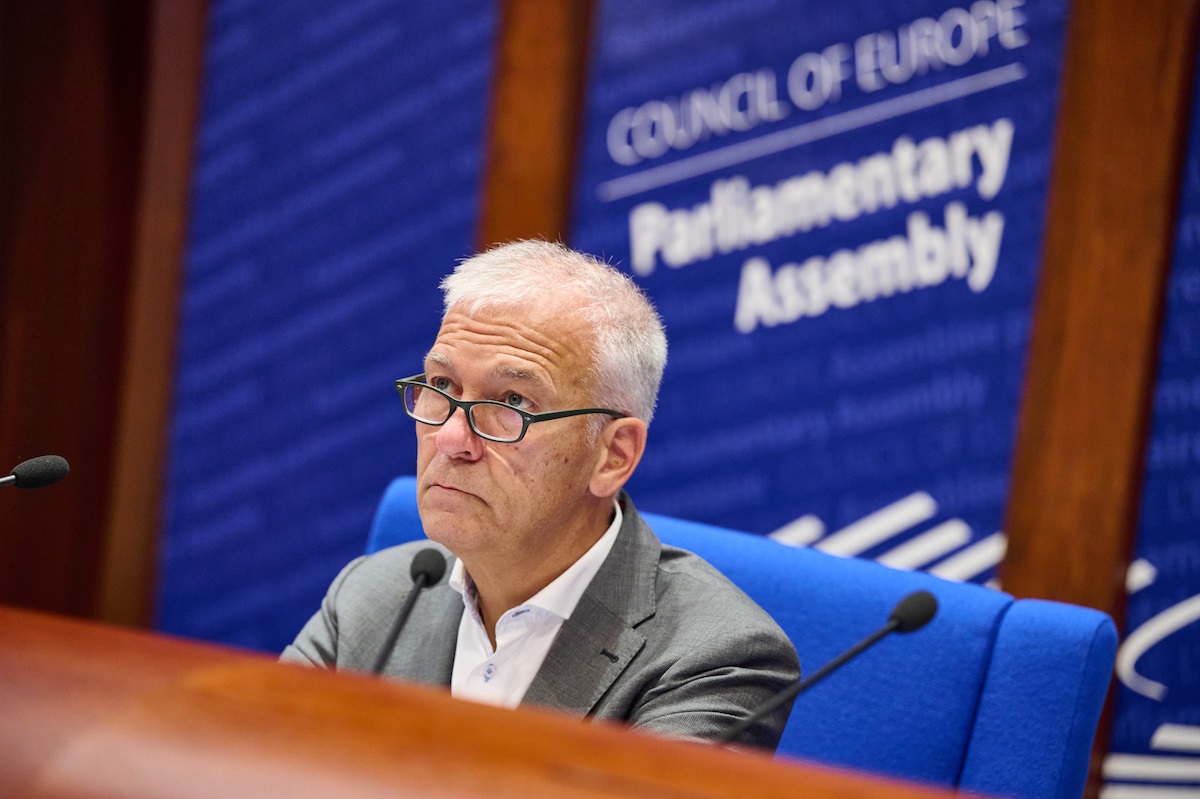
[815,492,937,557]
[927,532,1006,582]
[877,519,972,570]
[1105,755,1200,782]
[769,514,826,547]
[1155,727,1200,754]
[596,62,1028,202]
[1101,784,1200,799]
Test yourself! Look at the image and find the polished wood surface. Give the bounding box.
[0,606,960,799]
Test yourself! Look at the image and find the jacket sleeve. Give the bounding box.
[279,555,369,668]
[627,622,800,751]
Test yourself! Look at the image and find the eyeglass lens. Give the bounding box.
[403,384,525,441]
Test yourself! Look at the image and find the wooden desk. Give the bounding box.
[0,606,963,799]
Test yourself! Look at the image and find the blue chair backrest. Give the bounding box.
[367,476,1117,799]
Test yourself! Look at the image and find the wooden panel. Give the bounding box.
[0,606,963,799]
[0,0,203,626]
[0,2,151,617]
[477,0,594,247]
[1003,2,1199,617]
[97,1,208,628]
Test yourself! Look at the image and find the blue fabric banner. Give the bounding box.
[571,0,1068,584]
[158,0,497,651]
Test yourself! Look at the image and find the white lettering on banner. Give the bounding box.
[786,45,852,111]
[607,70,789,166]
[733,202,1005,333]
[855,0,1030,93]
[629,118,1013,276]
[605,1,1028,167]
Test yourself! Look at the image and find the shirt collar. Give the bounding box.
[448,499,623,621]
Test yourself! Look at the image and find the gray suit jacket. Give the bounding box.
[282,496,800,750]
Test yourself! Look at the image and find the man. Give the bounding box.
[283,240,799,749]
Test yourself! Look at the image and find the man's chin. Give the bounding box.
[421,516,487,557]
[419,495,483,536]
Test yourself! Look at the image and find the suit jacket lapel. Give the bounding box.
[522,493,660,716]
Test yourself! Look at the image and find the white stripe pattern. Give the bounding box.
[927,533,1007,582]
[814,492,937,557]
[1154,726,1200,755]
[876,519,972,571]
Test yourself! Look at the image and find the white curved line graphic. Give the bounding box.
[1117,593,1200,700]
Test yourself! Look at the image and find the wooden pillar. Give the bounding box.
[477,0,594,247]
[96,1,208,627]
[1003,1,1199,620]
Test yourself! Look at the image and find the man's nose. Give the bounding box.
[435,405,483,460]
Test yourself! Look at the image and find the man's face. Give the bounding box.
[414,302,606,565]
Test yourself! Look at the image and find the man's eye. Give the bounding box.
[504,392,529,409]
[429,376,453,392]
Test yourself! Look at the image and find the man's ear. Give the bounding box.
[589,418,647,498]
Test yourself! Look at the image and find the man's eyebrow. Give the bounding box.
[424,350,451,369]
[493,365,543,384]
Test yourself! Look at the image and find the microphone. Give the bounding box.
[717,589,938,744]
[0,455,70,490]
[371,548,448,675]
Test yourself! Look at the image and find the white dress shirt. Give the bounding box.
[449,501,623,708]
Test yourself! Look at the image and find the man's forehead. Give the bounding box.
[423,305,595,397]
[443,296,584,330]
[434,303,591,353]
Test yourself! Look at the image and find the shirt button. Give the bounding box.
[483,663,496,683]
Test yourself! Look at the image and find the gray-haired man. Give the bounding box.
[284,240,799,749]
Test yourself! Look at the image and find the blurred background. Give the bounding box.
[1,1,1198,794]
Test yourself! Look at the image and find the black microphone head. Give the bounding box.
[11,455,70,489]
[410,548,447,584]
[890,590,938,633]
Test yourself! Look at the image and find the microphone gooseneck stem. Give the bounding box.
[371,573,432,675]
[0,475,16,490]
[717,618,899,744]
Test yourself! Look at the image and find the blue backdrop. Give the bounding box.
[158,0,498,651]
[571,0,1068,585]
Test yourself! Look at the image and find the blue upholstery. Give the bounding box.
[367,476,1116,799]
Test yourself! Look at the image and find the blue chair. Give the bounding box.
[367,476,1116,799]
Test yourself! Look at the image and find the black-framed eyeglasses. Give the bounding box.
[395,374,626,443]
